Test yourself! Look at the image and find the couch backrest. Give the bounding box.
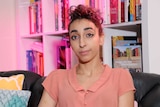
[130,71,160,107]
[3,70,160,107]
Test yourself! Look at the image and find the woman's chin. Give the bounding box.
[78,57,91,64]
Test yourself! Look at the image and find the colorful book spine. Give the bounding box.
[135,0,141,20]
[64,0,69,30]
[54,0,59,31]
[35,1,42,33]
[26,50,34,72]
[65,47,71,69]
[57,46,66,69]
[61,0,65,30]
[29,5,36,34]
[90,0,95,8]
[129,0,136,21]
[36,52,44,76]
[85,0,90,6]
[118,0,121,23]
[110,0,119,24]
[58,0,62,31]
[124,0,129,22]
[100,0,110,24]
[121,0,125,22]
[95,0,99,9]
[26,49,44,76]
[57,36,71,69]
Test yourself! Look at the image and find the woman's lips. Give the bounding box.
[79,50,90,56]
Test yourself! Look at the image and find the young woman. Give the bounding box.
[38,4,135,107]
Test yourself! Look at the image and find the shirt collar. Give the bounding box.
[68,64,112,92]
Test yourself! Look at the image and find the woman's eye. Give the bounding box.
[86,33,94,38]
[71,35,79,40]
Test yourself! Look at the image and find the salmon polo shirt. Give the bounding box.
[42,65,135,107]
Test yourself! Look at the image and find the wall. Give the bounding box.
[142,0,160,74]
[147,0,160,74]
[0,1,17,70]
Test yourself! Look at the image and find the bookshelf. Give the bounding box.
[16,0,69,76]
[103,0,160,74]
[16,0,160,75]
[102,0,143,72]
[16,0,83,76]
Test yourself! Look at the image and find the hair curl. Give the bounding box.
[68,4,103,35]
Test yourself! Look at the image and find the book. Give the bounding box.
[26,50,44,76]
[121,0,125,22]
[57,46,67,69]
[124,0,129,22]
[54,0,59,31]
[129,0,136,21]
[112,45,142,72]
[100,0,110,24]
[110,0,118,24]
[35,0,42,33]
[62,0,69,30]
[111,36,142,72]
[57,36,71,69]
[36,51,44,76]
[112,36,137,46]
[118,0,121,23]
[31,41,43,53]
[136,0,141,20]
[26,50,35,72]
[29,4,36,34]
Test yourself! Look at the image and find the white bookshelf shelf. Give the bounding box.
[21,34,43,38]
[44,30,68,36]
[104,20,141,28]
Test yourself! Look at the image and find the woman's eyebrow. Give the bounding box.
[70,29,78,33]
[70,27,93,33]
[84,27,93,31]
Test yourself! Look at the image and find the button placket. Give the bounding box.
[83,91,89,105]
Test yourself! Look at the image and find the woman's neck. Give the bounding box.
[76,59,104,76]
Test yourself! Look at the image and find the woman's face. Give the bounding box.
[69,19,104,63]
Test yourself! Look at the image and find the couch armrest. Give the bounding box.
[139,84,160,107]
[28,77,45,107]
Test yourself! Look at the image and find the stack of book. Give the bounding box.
[26,41,44,76]
[57,36,71,69]
[112,36,142,72]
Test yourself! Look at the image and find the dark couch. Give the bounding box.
[1,70,160,107]
[130,71,160,107]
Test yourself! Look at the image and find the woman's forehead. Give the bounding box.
[69,19,97,31]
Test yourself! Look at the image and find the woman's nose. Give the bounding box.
[79,36,86,48]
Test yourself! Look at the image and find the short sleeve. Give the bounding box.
[118,69,135,96]
[42,70,59,102]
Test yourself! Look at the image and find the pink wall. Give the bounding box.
[0,1,17,71]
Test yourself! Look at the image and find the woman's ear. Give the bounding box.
[99,33,104,45]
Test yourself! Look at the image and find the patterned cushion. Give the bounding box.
[0,89,31,107]
[0,74,24,90]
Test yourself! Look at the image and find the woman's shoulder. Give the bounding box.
[104,64,131,77]
[111,67,133,80]
[112,67,130,73]
[48,69,69,77]
[44,69,70,82]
